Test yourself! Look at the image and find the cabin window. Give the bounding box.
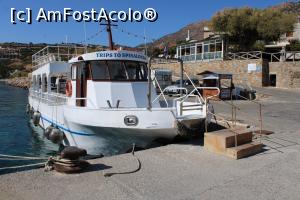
[90,61,110,80]
[90,60,148,81]
[107,61,127,80]
[43,75,48,92]
[38,77,42,89]
[71,65,77,80]
[125,61,147,81]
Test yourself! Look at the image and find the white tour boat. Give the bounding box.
[28,26,217,155]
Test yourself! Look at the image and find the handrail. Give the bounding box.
[235,93,261,105]
[152,76,169,107]
[183,71,204,102]
[29,90,97,108]
[151,87,188,107]
[206,110,241,147]
[233,91,263,136]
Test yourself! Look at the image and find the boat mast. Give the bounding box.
[100,20,117,50]
[106,20,114,50]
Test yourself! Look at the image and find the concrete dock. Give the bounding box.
[1,87,300,200]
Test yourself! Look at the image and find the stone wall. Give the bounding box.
[269,61,300,88]
[153,59,265,87]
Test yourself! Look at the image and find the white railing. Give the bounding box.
[29,90,97,108]
[226,51,300,62]
[32,45,86,68]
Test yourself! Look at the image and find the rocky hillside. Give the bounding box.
[143,1,300,50]
[273,1,300,14]
[148,20,209,49]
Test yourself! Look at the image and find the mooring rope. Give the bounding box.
[0,162,45,171]
[0,154,48,160]
[103,143,141,177]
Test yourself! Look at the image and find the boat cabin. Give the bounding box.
[31,62,70,94]
[68,50,158,109]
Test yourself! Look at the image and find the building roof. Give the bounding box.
[197,70,232,76]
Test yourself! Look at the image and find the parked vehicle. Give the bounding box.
[151,69,172,91]
[164,79,199,95]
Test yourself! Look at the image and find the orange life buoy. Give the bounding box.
[66,80,72,97]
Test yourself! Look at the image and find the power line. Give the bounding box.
[113,26,156,43]
[76,26,106,45]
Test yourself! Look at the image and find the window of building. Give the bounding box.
[197,45,202,54]
[190,46,196,55]
[185,47,190,55]
[204,44,209,53]
[181,48,185,56]
[216,42,222,51]
[286,32,293,37]
[210,43,216,52]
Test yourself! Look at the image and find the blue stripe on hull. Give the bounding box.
[40,115,96,136]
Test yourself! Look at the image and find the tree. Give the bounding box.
[257,9,296,42]
[211,7,296,51]
[288,40,300,51]
[0,61,10,78]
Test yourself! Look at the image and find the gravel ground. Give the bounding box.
[0,87,300,200]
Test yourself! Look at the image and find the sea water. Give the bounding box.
[0,82,57,172]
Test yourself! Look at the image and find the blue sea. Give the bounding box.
[0,81,57,173]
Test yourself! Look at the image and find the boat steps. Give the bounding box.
[204,128,263,159]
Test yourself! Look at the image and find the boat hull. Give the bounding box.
[29,97,206,155]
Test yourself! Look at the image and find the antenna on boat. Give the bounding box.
[144,28,148,56]
[100,19,117,50]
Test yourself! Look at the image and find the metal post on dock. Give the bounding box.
[180,59,183,96]
[259,103,262,143]
[147,57,152,110]
[205,98,208,133]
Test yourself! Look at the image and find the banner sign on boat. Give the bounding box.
[96,51,147,61]
[69,50,148,63]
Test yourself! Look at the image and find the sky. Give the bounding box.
[0,0,289,47]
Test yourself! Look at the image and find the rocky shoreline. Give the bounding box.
[5,77,30,89]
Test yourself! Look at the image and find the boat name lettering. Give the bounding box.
[96,52,146,60]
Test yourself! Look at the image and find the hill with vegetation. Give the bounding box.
[145,1,300,55]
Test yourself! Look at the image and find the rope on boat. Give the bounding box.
[103,143,141,177]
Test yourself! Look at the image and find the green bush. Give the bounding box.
[252,40,266,51]
[288,40,300,51]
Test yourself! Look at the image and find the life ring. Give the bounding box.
[66,80,72,97]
